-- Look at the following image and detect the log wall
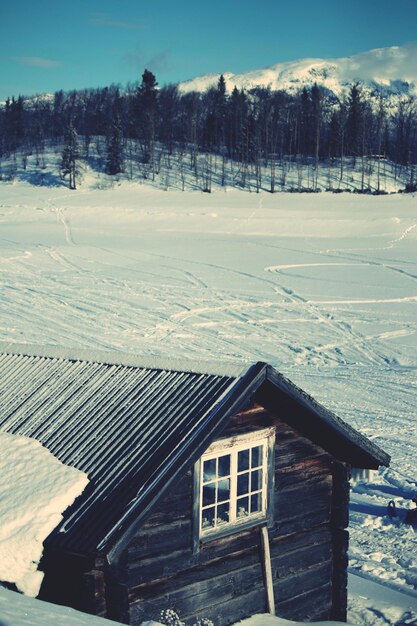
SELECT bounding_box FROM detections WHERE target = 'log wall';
[120,404,348,626]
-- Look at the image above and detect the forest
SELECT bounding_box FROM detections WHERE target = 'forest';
[1,70,416,192]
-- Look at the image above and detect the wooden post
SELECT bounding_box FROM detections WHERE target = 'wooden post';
[82,569,107,616]
[260,525,275,615]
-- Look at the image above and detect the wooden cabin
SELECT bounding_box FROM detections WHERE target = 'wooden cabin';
[0,343,390,625]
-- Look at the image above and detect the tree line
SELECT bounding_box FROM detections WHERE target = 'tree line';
[1,70,416,191]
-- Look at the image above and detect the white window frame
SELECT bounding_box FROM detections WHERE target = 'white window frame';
[193,427,275,550]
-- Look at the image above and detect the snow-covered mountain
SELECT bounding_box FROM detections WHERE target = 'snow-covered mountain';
[178,44,417,97]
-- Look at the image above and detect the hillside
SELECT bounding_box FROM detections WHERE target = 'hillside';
[2,46,417,195]
[0,142,415,195]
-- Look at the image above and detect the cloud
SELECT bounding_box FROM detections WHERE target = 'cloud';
[124,47,171,74]
[89,13,147,30]
[342,41,417,83]
[11,56,60,68]
[146,51,171,73]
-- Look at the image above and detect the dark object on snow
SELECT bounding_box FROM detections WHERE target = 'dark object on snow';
[387,500,397,518]
[405,508,417,524]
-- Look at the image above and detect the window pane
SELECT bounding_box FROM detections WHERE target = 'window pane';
[203,482,216,507]
[251,469,262,491]
[203,458,216,483]
[236,496,249,519]
[238,449,250,472]
[251,445,262,468]
[202,506,215,529]
[237,472,249,496]
[218,454,230,477]
[200,433,270,536]
[251,492,262,513]
[217,478,230,503]
[217,503,229,525]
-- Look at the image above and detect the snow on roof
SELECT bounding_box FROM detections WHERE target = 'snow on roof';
[0,433,88,596]
[0,341,252,379]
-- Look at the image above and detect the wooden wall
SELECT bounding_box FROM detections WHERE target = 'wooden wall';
[121,404,349,626]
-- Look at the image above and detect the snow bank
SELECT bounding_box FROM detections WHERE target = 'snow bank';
[0,432,88,596]
[236,615,357,626]
[349,572,417,625]
[0,585,122,626]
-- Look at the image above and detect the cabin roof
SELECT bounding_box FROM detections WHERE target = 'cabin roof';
[0,342,390,559]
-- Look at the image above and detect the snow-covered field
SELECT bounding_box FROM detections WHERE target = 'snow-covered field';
[0,178,416,625]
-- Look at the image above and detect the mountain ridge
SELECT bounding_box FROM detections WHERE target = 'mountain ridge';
[178,44,417,97]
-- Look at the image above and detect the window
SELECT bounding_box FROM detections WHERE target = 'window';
[194,428,275,545]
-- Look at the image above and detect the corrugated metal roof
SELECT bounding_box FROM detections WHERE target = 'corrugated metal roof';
[0,345,244,555]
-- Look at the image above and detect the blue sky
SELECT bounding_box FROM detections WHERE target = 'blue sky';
[1,0,417,100]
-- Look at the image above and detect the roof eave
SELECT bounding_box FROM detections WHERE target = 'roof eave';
[0,341,250,378]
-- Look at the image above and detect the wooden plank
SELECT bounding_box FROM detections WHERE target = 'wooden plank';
[127,524,263,587]
[182,588,266,626]
[127,548,200,587]
[331,460,350,529]
[139,480,193,528]
[276,455,332,488]
[275,439,327,469]
[204,426,275,454]
[271,538,332,580]
[127,531,261,588]
[276,581,332,621]
[330,460,350,621]
[129,558,264,616]
[274,475,332,524]
[270,526,331,555]
[128,545,260,596]
[260,526,275,614]
[130,586,266,626]
[128,520,192,561]
[232,404,268,423]
[82,569,106,617]
[274,509,330,537]
[104,579,129,623]
[275,560,332,603]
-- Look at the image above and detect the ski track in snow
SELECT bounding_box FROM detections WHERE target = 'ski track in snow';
[0,184,416,618]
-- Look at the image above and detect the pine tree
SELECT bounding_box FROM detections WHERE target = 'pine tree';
[60,122,80,189]
[311,84,322,189]
[214,74,227,149]
[346,84,364,161]
[135,69,158,165]
[106,115,124,175]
